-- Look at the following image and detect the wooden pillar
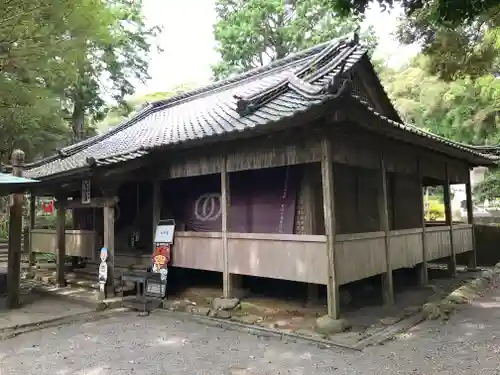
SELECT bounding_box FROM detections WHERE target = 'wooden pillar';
[417,158,428,285]
[320,139,339,319]
[302,166,320,303]
[378,153,394,305]
[103,204,115,297]
[443,164,457,276]
[465,171,477,270]
[221,157,231,298]
[55,197,66,287]
[28,193,36,268]
[152,179,161,253]
[6,150,25,308]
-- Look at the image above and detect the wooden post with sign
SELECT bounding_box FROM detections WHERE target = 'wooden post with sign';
[103,204,115,297]
[55,196,66,286]
[7,150,25,309]
[28,193,36,268]
[148,218,174,303]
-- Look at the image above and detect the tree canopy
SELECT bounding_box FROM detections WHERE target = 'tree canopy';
[0,0,158,164]
[212,0,377,80]
[397,4,500,80]
[315,0,500,80]
[378,56,500,200]
[96,83,199,133]
[326,0,499,27]
[380,57,500,146]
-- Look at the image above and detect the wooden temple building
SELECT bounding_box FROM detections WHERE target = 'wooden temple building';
[22,34,496,318]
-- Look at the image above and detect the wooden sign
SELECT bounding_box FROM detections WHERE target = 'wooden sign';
[82,180,91,204]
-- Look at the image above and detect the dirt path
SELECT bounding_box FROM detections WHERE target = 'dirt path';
[1,279,500,374]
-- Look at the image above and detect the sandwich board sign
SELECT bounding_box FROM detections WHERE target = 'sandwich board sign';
[147,219,175,298]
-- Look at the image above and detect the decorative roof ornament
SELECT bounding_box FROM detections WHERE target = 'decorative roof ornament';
[234,37,360,115]
[351,27,360,46]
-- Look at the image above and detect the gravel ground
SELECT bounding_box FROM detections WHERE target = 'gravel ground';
[1,279,500,375]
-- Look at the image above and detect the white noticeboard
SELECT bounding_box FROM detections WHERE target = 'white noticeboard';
[154,223,175,244]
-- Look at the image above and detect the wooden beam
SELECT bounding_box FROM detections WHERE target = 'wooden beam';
[28,193,36,268]
[378,153,394,305]
[443,164,457,276]
[56,194,66,287]
[320,138,339,319]
[221,156,230,298]
[355,65,388,117]
[97,157,149,178]
[7,150,25,309]
[58,196,119,209]
[465,170,477,270]
[417,157,429,285]
[103,205,115,297]
[152,179,161,254]
[356,60,402,123]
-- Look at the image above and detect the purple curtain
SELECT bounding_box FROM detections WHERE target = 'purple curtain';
[166,166,299,234]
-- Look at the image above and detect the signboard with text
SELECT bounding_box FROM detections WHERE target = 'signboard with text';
[82,180,91,204]
[154,219,175,243]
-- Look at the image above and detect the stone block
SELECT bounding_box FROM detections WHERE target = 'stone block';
[193,307,211,316]
[315,315,351,335]
[210,309,231,319]
[380,316,400,326]
[294,328,325,340]
[212,297,240,311]
[231,314,261,325]
[422,302,440,320]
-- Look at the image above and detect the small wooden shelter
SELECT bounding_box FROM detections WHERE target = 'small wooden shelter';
[23,34,497,317]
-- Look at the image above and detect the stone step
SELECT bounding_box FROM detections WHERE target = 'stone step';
[87,260,149,270]
[82,263,148,274]
[31,271,133,293]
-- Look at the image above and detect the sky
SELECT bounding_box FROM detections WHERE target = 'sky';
[136,0,420,96]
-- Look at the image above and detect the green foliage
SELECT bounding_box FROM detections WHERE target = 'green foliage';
[425,199,445,221]
[474,169,500,202]
[396,5,500,80]
[324,0,500,28]
[380,60,500,145]
[212,0,378,80]
[0,76,71,163]
[320,0,500,80]
[52,0,160,141]
[381,56,500,200]
[0,0,158,163]
[0,214,7,240]
[96,83,199,133]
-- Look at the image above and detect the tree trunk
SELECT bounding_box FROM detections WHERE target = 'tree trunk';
[71,102,85,142]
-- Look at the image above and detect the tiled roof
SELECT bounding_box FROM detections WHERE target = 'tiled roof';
[24,34,497,179]
[350,97,500,162]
